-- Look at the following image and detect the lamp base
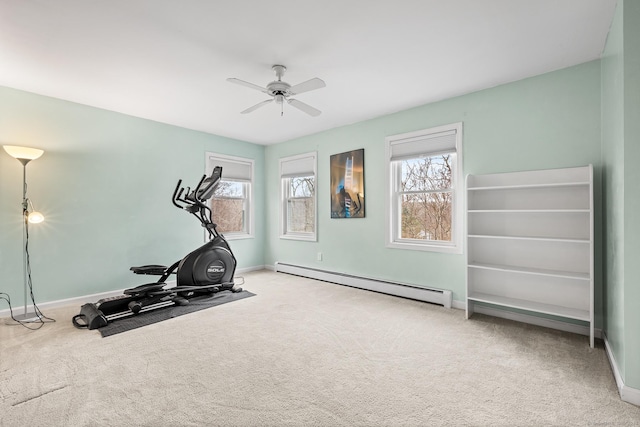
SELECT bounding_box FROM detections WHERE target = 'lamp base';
[13,311,40,322]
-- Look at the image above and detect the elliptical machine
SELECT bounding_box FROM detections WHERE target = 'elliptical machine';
[73,166,242,330]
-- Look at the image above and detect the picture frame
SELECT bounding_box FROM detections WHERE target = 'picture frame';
[330,148,365,218]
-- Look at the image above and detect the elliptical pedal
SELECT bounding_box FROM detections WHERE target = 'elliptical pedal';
[130,264,168,275]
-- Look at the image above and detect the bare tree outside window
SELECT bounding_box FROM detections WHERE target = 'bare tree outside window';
[287,176,315,233]
[399,154,452,241]
[211,180,246,234]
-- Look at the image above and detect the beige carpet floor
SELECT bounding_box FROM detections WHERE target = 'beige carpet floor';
[1,270,639,426]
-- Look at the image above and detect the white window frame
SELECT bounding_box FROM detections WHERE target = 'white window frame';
[206,152,254,240]
[384,122,463,254]
[280,152,317,241]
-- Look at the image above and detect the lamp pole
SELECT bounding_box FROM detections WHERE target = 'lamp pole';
[14,159,39,322]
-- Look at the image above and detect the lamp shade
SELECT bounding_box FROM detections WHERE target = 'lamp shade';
[3,145,44,161]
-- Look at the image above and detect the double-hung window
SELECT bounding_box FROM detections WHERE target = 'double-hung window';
[385,122,463,254]
[206,153,254,239]
[280,152,317,241]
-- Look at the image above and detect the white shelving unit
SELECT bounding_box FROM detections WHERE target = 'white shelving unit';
[466,165,594,347]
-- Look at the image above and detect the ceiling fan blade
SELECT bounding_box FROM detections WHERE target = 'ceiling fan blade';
[288,99,321,117]
[289,77,326,95]
[241,99,273,114]
[227,78,269,94]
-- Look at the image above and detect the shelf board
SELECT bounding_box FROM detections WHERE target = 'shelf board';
[468,234,590,244]
[468,209,590,213]
[468,262,590,280]
[467,292,590,321]
[467,182,590,191]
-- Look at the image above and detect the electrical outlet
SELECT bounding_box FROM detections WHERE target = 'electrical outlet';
[316,252,323,261]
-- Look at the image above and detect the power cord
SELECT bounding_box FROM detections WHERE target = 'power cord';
[1,292,50,330]
[1,220,55,330]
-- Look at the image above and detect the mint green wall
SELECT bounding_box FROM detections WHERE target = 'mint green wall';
[602,0,640,391]
[623,0,640,391]
[0,86,265,306]
[265,61,602,312]
[602,0,626,378]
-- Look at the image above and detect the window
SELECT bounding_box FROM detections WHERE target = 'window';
[206,153,254,239]
[280,152,317,241]
[385,123,463,253]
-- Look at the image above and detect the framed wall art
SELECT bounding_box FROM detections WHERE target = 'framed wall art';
[330,148,365,218]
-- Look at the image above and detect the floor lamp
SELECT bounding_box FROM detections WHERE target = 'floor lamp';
[3,145,45,322]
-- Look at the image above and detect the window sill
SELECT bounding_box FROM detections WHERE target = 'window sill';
[220,233,254,241]
[280,233,317,242]
[386,240,462,254]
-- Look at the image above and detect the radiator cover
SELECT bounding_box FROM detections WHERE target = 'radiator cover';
[274,262,452,308]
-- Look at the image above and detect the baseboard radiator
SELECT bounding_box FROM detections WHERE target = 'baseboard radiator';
[274,262,452,308]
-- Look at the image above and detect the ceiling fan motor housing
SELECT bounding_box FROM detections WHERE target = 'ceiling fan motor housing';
[267,81,292,98]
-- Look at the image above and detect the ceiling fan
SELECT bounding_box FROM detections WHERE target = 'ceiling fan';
[227,65,326,117]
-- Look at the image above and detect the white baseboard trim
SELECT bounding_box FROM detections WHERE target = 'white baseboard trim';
[236,265,267,274]
[274,262,452,308]
[452,299,466,310]
[456,299,602,339]
[0,288,127,319]
[603,332,640,406]
[0,265,265,319]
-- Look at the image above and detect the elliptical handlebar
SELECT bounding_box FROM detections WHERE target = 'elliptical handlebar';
[171,166,224,239]
[186,174,207,203]
[172,179,184,209]
[172,166,223,209]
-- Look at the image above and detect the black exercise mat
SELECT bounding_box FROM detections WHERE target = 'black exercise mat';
[98,290,255,337]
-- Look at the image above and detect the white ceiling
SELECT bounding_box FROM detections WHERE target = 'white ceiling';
[0,0,617,145]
